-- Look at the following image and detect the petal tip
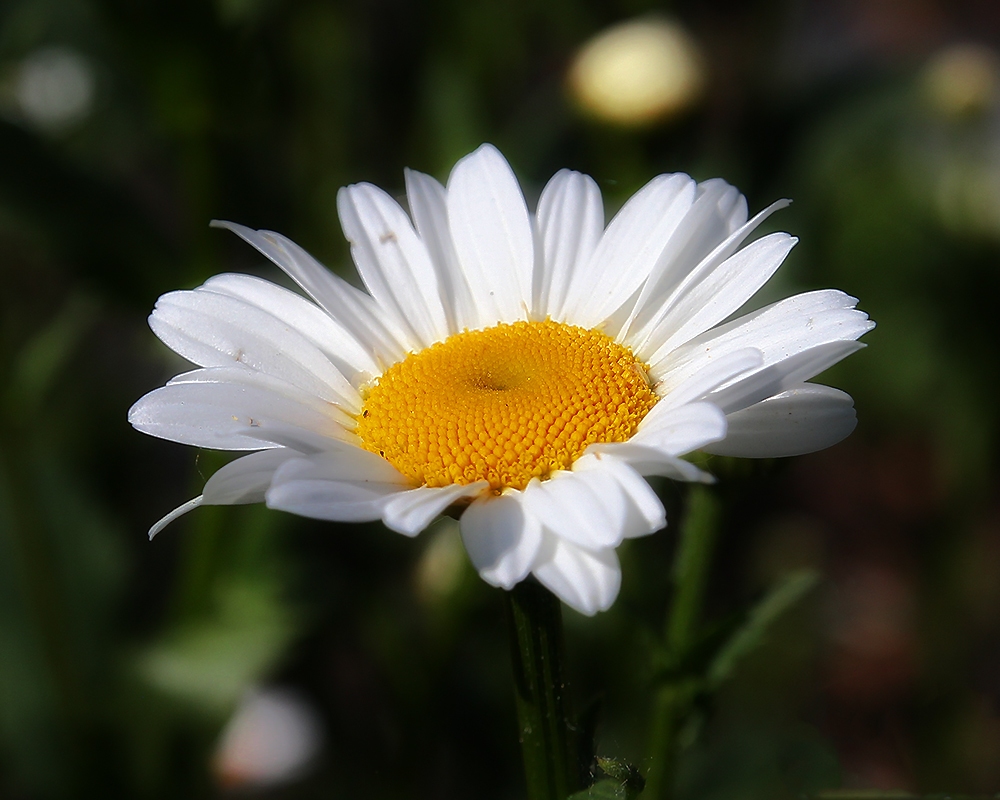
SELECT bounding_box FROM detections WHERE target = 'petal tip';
[149,495,204,540]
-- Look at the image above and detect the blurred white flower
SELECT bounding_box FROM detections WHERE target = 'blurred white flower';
[915,44,1000,241]
[213,688,323,789]
[568,17,705,126]
[923,43,1000,117]
[15,46,95,128]
[131,144,872,615]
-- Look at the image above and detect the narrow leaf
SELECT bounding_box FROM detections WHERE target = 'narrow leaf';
[708,569,819,686]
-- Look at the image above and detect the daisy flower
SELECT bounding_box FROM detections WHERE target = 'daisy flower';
[129,144,872,615]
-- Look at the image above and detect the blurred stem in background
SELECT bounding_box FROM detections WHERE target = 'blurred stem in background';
[644,486,719,800]
[504,580,584,800]
[0,298,101,792]
[643,483,821,799]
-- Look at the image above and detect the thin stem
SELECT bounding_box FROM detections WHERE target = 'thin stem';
[504,580,582,800]
[666,486,720,653]
[644,485,720,800]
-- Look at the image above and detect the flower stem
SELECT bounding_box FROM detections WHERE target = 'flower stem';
[644,485,721,800]
[504,580,582,800]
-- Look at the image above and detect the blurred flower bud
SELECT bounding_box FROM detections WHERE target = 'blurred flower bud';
[568,17,705,127]
[213,687,323,789]
[15,46,95,129]
[923,43,1000,117]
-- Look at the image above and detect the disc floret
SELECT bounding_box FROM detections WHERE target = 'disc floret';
[355,320,659,490]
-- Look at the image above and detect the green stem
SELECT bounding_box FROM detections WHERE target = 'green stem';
[666,487,720,652]
[504,580,582,800]
[644,486,720,800]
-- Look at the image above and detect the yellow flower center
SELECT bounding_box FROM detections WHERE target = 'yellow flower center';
[355,319,658,491]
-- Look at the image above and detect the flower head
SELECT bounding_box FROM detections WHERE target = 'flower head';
[130,144,873,615]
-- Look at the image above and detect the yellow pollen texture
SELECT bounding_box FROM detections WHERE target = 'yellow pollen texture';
[355,319,658,491]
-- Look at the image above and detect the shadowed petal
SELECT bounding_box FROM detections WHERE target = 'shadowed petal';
[265,448,410,522]
[521,455,664,550]
[203,449,300,505]
[532,537,621,616]
[460,492,542,589]
[381,482,488,537]
[704,383,858,458]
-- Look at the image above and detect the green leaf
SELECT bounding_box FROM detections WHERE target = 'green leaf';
[134,573,297,711]
[133,504,300,714]
[649,611,743,682]
[7,295,96,412]
[708,570,820,686]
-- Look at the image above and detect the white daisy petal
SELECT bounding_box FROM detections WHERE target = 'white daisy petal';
[521,455,664,551]
[534,169,604,321]
[150,288,361,412]
[704,383,858,458]
[652,347,763,410]
[626,199,791,356]
[211,221,411,364]
[404,168,480,333]
[632,401,728,455]
[586,442,714,482]
[236,419,345,454]
[460,492,543,589]
[337,182,450,348]
[532,537,621,616]
[707,339,866,414]
[149,495,203,540]
[565,173,696,328]
[521,473,616,551]
[381,482,488,537]
[266,449,410,523]
[698,177,748,232]
[446,144,535,326]
[651,289,873,383]
[641,232,798,358]
[202,449,300,506]
[681,178,748,245]
[128,367,355,450]
[612,178,746,340]
[279,441,406,481]
[575,454,666,539]
[201,273,380,382]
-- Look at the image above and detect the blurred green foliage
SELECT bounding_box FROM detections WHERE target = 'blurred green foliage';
[2,0,1000,798]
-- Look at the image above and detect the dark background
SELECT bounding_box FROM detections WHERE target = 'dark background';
[2,0,1000,797]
